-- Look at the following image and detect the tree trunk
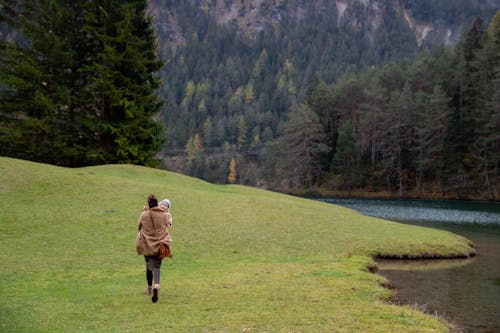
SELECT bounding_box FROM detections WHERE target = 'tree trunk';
[347,162,352,197]
[439,176,445,198]
[387,175,392,195]
[398,145,403,198]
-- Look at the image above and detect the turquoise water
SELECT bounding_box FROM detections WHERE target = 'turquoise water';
[320,198,500,333]
[319,198,500,224]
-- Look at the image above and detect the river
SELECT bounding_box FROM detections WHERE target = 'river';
[319,198,500,333]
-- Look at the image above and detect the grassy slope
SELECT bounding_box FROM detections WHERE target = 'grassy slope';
[0,157,474,332]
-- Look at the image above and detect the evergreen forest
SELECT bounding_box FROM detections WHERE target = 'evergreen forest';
[155,1,500,200]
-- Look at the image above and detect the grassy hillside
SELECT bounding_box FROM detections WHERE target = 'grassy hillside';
[0,157,474,332]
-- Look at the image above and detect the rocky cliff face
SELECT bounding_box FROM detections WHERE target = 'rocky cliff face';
[148,0,494,53]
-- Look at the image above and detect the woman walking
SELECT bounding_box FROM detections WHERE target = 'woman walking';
[136,194,172,303]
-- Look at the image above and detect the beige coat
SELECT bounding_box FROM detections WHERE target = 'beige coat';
[136,206,172,256]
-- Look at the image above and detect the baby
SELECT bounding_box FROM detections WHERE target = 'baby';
[159,198,173,228]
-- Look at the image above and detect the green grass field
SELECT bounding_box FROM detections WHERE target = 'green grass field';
[0,157,475,332]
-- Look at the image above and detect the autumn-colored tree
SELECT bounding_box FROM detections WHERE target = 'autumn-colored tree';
[237,116,247,148]
[228,158,237,184]
[185,133,202,160]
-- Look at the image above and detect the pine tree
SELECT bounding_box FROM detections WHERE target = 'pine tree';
[266,103,330,189]
[304,75,338,171]
[0,0,164,166]
[333,121,359,196]
[485,66,500,199]
[379,85,412,197]
[359,71,386,170]
[443,17,486,194]
[474,12,500,198]
[332,74,364,132]
[426,85,449,194]
[80,0,164,165]
[0,0,77,164]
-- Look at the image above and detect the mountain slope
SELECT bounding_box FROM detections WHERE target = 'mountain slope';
[147,0,499,186]
[151,0,499,52]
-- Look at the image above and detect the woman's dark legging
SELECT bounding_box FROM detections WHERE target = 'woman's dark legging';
[146,268,153,286]
[144,255,161,285]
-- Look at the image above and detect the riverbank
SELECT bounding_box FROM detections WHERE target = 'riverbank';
[0,157,476,332]
[323,198,500,333]
[288,186,500,202]
[379,229,500,333]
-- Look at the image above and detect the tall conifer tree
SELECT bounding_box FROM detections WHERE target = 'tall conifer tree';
[0,0,76,164]
[333,121,359,196]
[443,17,486,193]
[267,103,330,189]
[77,0,164,165]
[0,0,164,166]
[475,12,500,198]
